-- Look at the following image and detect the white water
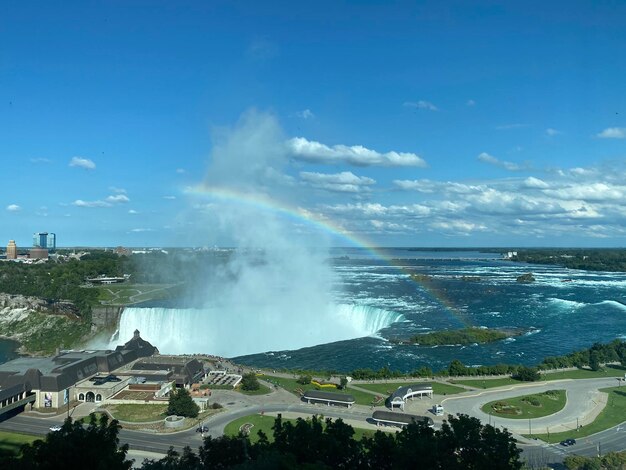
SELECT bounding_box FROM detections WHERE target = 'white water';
[114,304,405,357]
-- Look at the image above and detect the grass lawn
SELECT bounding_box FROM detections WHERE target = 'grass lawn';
[356,381,465,396]
[224,414,381,443]
[542,365,626,381]
[103,403,168,422]
[481,390,566,419]
[0,430,39,457]
[530,386,626,443]
[451,377,521,389]
[263,375,384,406]
[94,284,178,305]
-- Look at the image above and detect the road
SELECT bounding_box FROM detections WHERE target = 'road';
[3,377,626,468]
[442,377,618,433]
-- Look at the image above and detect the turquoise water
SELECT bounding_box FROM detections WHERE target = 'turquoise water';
[234,249,626,372]
[0,338,19,364]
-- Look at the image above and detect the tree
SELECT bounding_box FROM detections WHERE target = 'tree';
[513,366,540,382]
[448,359,467,376]
[339,376,348,389]
[167,387,200,418]
[589,351,601,371]
[7,414,132,470]
[240,372,261,391]
[296,374,312,385]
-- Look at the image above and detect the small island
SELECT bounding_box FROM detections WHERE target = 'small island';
[394,327,523,346]
[516,272,535,283]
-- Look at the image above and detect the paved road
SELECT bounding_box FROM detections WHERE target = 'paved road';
[4,377,626,468]
[442,378,619,433]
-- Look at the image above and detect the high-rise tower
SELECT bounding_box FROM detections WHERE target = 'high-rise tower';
[6,240,17,259]
[33,232,56,252]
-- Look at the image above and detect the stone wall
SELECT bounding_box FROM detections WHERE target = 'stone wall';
[91,306,124,327]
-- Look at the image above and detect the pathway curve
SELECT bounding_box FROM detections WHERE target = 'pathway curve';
[441,377,618,434]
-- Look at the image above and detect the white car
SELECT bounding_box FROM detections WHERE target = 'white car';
[49,425,62,432]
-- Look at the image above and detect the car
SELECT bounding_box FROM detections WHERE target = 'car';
[565,438,576,446]
[49,425,62,432]
[559,440,569,446]
[196,425,209,433]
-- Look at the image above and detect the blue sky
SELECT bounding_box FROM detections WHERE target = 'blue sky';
[2,1,626,247]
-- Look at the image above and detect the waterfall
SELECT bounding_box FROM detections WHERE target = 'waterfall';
[113,304,404,357]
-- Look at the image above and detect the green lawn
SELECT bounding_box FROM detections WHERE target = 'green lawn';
[94,284,179,305]
[531,386,626,443]
[103,404,168,422]
[356,381,465,396]
[542,365,626,381]
[0,430,39,457]
[481,390,566,419]
[224,414,381,443]
[451,378,521,389]
[262,375,384,406]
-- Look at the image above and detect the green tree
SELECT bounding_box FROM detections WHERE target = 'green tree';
[448,359,467,376]
[240,373,260,391]
[296,374,312,385]
[167,387,200,418]
[589,351,601,371]
[339,376,348,389]
[513,366,540,382]
[7,414,131,470]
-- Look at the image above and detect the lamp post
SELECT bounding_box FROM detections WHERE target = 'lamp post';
[529,419,532,438]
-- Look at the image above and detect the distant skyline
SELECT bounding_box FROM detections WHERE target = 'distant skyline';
[2,1,626,247]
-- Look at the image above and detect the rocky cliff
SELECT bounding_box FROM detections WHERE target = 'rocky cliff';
[0,293,89,354]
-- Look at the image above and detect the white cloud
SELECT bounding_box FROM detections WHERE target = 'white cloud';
[176,168,186,174]
[129,228,155,232]
[597,127,626,139]
[30,157,51,164]
[295,109,315,119]
[393,179,482,194]
[477,152,526,171]
[288,137,427,167]
[128,209,138,214]
[466,99,476,107]
[106,194,130,203]
[431,220,486,234]
[543,183,624,201]
[523,177,549,189]
[72,199,111,208]
[69,157,96,170]
[546,128,562,136]
[163,195,177,200]
[403,100,438,111]
[109,186,127,193]
[6,204,21,212]
[300,171,375,193]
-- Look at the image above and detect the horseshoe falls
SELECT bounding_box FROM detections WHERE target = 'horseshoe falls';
[114,304,404,357]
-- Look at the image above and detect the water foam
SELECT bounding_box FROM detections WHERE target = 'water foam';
[113,303,404,357]
[547,298,587,310]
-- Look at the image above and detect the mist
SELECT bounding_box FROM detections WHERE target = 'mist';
[113,110,402,356]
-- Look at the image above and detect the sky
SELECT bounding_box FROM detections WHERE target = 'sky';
[2,0,626,248]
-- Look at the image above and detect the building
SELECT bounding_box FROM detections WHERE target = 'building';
[33,232,56,252]
[389,383,433,410]
[302,390,356,408]
[129,355,205,388]
[0,331,157,416]
[29,248,49,260]
[6,240,17,260]
[372,410,434,428]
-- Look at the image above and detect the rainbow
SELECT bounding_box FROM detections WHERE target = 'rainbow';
[185,185,467,327]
